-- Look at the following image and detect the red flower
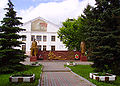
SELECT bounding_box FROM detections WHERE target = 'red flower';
[75,54,79,59]
[76,55,79,58]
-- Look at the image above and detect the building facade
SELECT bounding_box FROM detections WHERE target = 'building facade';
[19,17,67,55]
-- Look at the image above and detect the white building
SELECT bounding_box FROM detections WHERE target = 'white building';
[19,17,67,55]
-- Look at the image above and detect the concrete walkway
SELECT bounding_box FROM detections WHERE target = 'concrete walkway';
[40,62,95,86]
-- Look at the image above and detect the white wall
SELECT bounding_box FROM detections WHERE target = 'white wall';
[19,17,68,55]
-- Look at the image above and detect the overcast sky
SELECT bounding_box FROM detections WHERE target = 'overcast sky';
[0,0,95,25]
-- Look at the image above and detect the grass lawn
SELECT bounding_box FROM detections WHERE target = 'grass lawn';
[67,65,120,86]
[0,65,42,86]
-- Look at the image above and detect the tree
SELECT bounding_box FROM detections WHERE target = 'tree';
[57,17,86,51]
[83,0,120,74]
[0,0,26,73]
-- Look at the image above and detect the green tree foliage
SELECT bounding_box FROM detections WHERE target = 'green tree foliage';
[57,18,86,51]
[83,0,120,74]
[0,0,26,74]
[81,5,100,59]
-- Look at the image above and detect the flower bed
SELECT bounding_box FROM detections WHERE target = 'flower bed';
[75,54,79,60]
[67,62,76,66]
[90,73,116,81]
[31,62,41,66]
[9,74,35,82]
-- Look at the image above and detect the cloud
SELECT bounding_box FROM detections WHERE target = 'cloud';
[32,0,64,2]
[0,0,95,25]
[18,0,95,25]
[0,0,8,22]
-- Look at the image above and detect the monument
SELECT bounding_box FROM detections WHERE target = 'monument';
[80,41,86,56]
[80,41,87,61]
[48,51,65,60]
[30,39,38,62]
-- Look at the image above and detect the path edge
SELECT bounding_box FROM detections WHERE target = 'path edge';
[66,67,96,86]
[38,65,44,86]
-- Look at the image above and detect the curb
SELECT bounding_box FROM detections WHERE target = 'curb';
[38,65,44,86]
[66,67,96,86]
[66,67,71,71]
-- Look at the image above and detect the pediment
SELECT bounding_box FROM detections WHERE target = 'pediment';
[31,19,47,32]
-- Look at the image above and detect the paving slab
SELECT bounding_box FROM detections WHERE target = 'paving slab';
[41,72,92,86]
[40,62,95,86]
[42,62,70,72]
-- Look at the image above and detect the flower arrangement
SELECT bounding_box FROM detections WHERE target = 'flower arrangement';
[90,73,116,81]
[75,54,79,59]
[9,73,35,82]
[67,61,76,66]
[85,51,87,56]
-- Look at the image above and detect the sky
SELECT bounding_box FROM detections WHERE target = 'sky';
[0,0,95,25]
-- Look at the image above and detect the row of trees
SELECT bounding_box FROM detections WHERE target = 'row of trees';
[58,0,120,74]
[0,0,120,75]
[0,0,26,73]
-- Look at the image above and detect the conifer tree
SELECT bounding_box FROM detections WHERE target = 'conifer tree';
[0,0,26,73]
[83,0,120,74]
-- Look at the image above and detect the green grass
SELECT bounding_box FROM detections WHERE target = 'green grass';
[67,65,120,86]
[0,65,42,86]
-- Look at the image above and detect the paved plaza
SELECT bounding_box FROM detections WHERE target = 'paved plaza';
[21,58,95,86]
[39,61,95,86]
[41,72,92,86]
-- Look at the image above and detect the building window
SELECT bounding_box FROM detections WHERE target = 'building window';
[22,44,26,52]
[51,36,55,41]
[38,45,41,51]
[22,35,26,41]
[31,35,35,41]
[36,35,42,41]
[51,46,55,51]
[43,36,47,42]
[43,45,46,51]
